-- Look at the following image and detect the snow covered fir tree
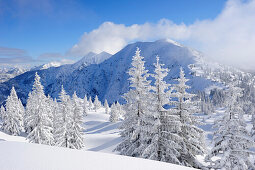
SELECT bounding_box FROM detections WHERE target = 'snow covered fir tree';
[115,48,153,157]
[143,56,183,164]
[1,86,24,135]
[170,67,206,168]
[69,92,85,149]
[25,72,53,145]
[104,99,109,114]
[206,85,255,169]
[93,95,101,112]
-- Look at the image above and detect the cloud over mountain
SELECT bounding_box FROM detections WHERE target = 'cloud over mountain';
[69,0,255,70]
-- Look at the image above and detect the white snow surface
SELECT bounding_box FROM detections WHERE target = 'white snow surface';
[0,108,194,170]
[0,141,193,170]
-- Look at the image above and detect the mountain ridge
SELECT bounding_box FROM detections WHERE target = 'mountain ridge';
[0,40,222,105]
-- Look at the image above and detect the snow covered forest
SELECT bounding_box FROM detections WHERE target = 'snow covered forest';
[1,48,255,169]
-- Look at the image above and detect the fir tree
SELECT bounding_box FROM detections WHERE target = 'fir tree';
[0,105,5,121]
[2,86,24,135]
[24,92,33,133]
[142,56,182,164]
[115,101,125,118]
[46,94,54,127]
[88,96,93,110]
[206,85,255,169]
[115,48,152,157]
[52,98,59,145]
[109,103,119,122]
[93,95,101,112]
[69,92,85,149]
[104,99,109,114]
[83,95,88,116]
[54,85,73,148]
[26,72,53,145]
[171,67,206,168]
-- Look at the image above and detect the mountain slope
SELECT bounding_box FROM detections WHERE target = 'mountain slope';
[0,40,217,105]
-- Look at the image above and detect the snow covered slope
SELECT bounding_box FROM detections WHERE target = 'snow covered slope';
[0,141,194,170]
[0,107,194,170]
[0,108,121,152]
[0,40,218,105]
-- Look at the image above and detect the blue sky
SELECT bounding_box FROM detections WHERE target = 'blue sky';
[0,0,226,64]
[1,0,255,70]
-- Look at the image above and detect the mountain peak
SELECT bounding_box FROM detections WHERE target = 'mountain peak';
[73,51,112,69]
[156,39,183,47]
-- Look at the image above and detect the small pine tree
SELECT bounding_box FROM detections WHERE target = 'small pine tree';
[206,85,255,169]
[83,95,88,116]
[88,96,94,110]
[94,95,101,112]
[115,101,125,118]
[0,105,5,121]
[2,86,24,135]
[104,99,109,114]
[26,72,53,145]
[109,103,119,122]
[69,92,85,149]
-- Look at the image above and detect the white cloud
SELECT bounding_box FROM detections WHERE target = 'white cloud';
[67,20,189,56]
[68,0,255,70]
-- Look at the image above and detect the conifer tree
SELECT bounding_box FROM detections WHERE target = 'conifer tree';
[83,95,88,116]
[69,92,85,149]
[24,92,33,133]
[93,95,101,112]
[0,105,5,120]
[104,99,109,114]
[2,86,24,135]
[88,96,93,110]
[46,94,54,126]
[52,98,59,145]
[142,56,182,164]
[109,103,119,122]
[206,85,255,169]
[115,48,152,157]
[171,68,206,168]
[115,101,125,118]
[54,85,73,148]
[26,72,53,145]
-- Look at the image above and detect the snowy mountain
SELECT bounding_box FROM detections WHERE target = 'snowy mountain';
[31,62,63,71]
[73,51,112,70]
[31,52,112,71]
[0,67,29,83]
[0,40,228,105]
